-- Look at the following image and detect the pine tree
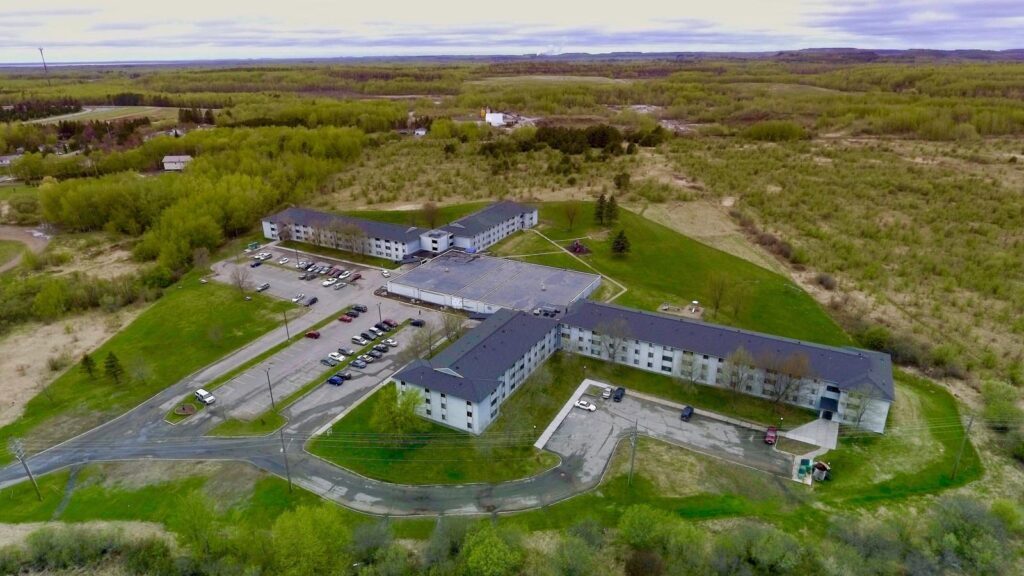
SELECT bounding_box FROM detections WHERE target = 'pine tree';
[104,352,125,385]
[612,230,631,256]
[595,193,607,225]
[606,195,619,224]
[80,353,96,379]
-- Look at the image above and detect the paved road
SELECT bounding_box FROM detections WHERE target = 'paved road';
[0,245,795,515]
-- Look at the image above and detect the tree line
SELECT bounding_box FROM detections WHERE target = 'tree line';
[0,98,80,122]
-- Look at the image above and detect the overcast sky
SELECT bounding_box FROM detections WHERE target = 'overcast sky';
[2,0,1022,63]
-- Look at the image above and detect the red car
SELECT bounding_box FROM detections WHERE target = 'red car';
[350,273,362,281]
[764,426,778,445]
[305,331,321,339]
[338,316,353,323]
[383,319,399,328]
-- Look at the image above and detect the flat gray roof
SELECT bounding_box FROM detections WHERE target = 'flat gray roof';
[389,250,601,312]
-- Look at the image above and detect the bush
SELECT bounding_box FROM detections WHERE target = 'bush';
[122,538,177,576]
[24,526,120,571]
[816,272,838,290]
[742,120,808,141]
[981,380,1023,432]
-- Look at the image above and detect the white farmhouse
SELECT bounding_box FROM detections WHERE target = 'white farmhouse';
[162,155,193,171]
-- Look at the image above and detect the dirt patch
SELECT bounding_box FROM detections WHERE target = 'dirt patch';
[52,247,141,280]
[89,461,258,495]
[0,520,169,548]
[0,225,49,273]
[0,308,143,427]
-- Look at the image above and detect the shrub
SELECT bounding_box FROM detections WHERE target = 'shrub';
[24,526,120,571]
[981,380,1023,432]
[816,272,838,290]
[742,120,808,142]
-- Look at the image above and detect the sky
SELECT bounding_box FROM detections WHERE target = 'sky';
[1,0,1022,63]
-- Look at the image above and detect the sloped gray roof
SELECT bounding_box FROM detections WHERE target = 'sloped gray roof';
[562,301,894,401]
[394,309,558,402]
[441,201,536,237]
[162,155,193,162]
[265,207,425,243]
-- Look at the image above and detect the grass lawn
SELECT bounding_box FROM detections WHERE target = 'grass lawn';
[308,352,590,484]
[278,239,400,270]
[817,370,982,505]
[0,183,37,202]
[0,270,293,464]
[0,239,25,267]
[578,355,818,428]
[515,202,851,347]
[29,106,179,124]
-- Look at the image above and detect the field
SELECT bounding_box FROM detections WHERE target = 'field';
[0,270,292,463]
[27,106,180,125]
[0,239,23,268]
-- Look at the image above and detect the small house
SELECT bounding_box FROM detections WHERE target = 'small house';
[162,155,193,171]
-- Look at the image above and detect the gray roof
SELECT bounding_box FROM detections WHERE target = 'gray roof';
[562,301,894,401]
[441,201,536,237]
[162,155,193,162]
[394,309,558,402]
[265,207,425,243]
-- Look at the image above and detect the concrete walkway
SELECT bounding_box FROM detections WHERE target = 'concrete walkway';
[782,419,839,450]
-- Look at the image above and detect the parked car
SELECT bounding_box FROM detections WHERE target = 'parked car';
[383,319,399,328]
[374,322,391,332]
[305,263,316,271]
[351,359,368,369]
[680,405,694,422]
[304,296,318,307]
[194,389,216,405]
[338,315,353,323]
[328,352,345,362]
[337,371,352,381]
[296,260,308,268]
[305,331,320,339]
[327,374,345,386]
[320,357,339,367]
[410,319,425,327]
[351,336,368,346]
[322,278,338,287]
[337,347,354,356]
[278,257,289,264]
[368,327,383,337]
[351,273,362,281]
[339,270,351,279]
[368,350,383,359]
[574,400,597,412]
[360,332,375,341]
[256,282,270,292]
[612,387,626,402]
[331,269,343,278]
[764,426,778,445]
[353,304,368,313]
[373,344,389,353]
[291,293,305,303]
[333,282,347,290]
[384,338,398,347]
[601,387,612,400]
[249,260,262,268]
[381,270,391,278]
[358,354,375,363]
[345,310,360,318]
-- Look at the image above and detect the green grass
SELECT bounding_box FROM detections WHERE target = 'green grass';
[208,320,410,436]
[0,183,37,202]
[28,105,179,124]
[529,202,851,346]
[0,239,25,268]
[278,239,400,269]
[309,352,589,484]
[0,270,293,464]
[818,370,982,505]
[344,202,490,228]
[581,356,819,428]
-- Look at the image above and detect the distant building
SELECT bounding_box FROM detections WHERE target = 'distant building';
[261,201,538,262]
[162,155,193,171]
[0,154,22,168]
[413,128,427,137]
[484,111,507,127]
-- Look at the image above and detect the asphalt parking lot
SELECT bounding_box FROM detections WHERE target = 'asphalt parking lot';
[191,250,443,426]
[545,390,793,481]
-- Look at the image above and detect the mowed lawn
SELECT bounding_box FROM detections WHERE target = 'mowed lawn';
[0,272,293,462]
[309,353,588,484]
[504,201,851,347]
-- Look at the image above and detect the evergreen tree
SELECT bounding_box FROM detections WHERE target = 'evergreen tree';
[606,195,619,224]
[612,230,631,256]
[80,353,96,379]
[203,109,215,125]
[104,352,125,385]
[595,193,607,225]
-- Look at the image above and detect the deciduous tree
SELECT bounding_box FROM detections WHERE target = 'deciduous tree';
[563,202,581,231]
[421,201,440,229]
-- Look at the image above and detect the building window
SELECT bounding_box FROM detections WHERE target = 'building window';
[426,409,432,416]
[661,366,672,373]
[467,422,472,429]
[424,397,431,404]
[441,393,446,398]
[442,414,446,421]
[425,388,430,394]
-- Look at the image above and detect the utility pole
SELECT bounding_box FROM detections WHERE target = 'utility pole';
[282,309,290,340]
[9,439,42,501]
[377,302,383,324]
[278,429,293,492]
[264,368,276,411]
[951,415,974,481]
[38,48,50,86]
[627,419,638,487]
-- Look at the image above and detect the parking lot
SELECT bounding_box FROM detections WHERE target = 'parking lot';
[545,389,794,482]
[190,248,443,426]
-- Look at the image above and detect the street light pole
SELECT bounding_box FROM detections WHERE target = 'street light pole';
[265,368,276,411]
[377,302,383,324]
